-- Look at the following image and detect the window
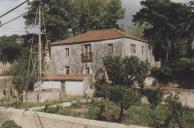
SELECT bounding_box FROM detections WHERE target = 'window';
[86,67,90,74]
[66,66,70,75]
[148,45,152,56]
[65,48,69,56]
[84,44,91,53]
[142,46,144,54]
[108,44,113,53]
[130,44,136,53]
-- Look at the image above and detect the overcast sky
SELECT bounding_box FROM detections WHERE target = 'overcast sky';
[0,0,191,36]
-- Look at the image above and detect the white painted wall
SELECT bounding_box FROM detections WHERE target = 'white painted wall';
[38,80,85,96]
[65,81,84,96]
[41,81,62,89]
[34,81,61,91]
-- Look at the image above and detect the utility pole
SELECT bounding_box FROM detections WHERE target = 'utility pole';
[38,0,42,100]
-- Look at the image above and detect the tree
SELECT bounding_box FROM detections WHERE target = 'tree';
[108,86,139,121]
[9,48,37,107]
[103,55,150,91]
[25,0,124,41]
[151,65,173,85]
[150,94,187,128]
[183,1,194,57]
[0,35,22,64]
[143,87,164,109]
[174,58,194,88]
[94,69,110,98]
[151,57,194,88]
[133,0,193,63]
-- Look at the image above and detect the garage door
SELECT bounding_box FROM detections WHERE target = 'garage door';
[65,81,84,96]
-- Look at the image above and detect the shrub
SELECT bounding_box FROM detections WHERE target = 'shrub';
[108,86,140,121]
[88,101,118,121]
[72,102,81,108]
[151,65,173,85]
[1,120,21,128]
[149,94,187,128]
[43,104,60,114]
[143,87,164,109]
[174,58,194,88]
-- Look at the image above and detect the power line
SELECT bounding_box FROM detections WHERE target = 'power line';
[0,11,29,27]
[0,0,29,19]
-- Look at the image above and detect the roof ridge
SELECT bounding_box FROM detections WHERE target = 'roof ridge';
[86,28,116,33]
[50,28,148,45]
[113,28,130,37]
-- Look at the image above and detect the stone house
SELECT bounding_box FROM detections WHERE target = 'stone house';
[49,28,156,76]
[38,28,158,97]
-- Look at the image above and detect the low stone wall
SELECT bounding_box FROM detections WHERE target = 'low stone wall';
[0,107,148,128]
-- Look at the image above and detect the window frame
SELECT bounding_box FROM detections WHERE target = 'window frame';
[65,48,70,56]
[130,44,136,54]
[65,66,70,75]
[83,44,92,53]
[107,43,113,54]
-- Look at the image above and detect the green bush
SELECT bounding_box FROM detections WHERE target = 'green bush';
[143,88,164,109]
[72,102,81,108]
[88,101,118,121]
[108,86,140,121]
[43,104,60,114]
[151,65,173,85]
[174,58,194,88]
[1,120,21,128]
[149,94,187,128]
[151,58,194,88]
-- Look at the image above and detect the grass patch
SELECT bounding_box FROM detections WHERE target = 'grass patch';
[41,100,194,128]
[1,98,194,128]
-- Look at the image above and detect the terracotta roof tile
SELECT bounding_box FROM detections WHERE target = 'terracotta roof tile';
[41,75,86,81]
[50,28,147,46]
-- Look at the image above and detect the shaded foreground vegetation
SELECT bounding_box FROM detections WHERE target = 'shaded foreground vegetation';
[0,120,21,128]
[0,96,194,128]
[41,99,194,128]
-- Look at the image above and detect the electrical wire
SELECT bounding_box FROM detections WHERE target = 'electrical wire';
[0,11,29,27]
[0,0,29,19]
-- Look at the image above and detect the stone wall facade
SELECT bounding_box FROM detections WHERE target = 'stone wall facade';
[50,38,155,76]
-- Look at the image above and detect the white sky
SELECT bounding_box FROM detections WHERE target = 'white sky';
[0,0,191,36]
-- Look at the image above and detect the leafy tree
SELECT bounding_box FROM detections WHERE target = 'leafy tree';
[151,58,194,88]
[25,0,124,41]
[103,55,150,91]
[133,0,193,63]
[94,69,110,98]
[0,35,22,64]
[151,65,173,85]
[143,87,164,109]
[174,58,194,88]
[108,86,140,121]
[88,100,118,121]
[9,48,37,107]
[184,1,194,57]
[150,94,187,128]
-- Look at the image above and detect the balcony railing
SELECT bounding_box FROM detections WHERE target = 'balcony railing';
[81,52,93,62]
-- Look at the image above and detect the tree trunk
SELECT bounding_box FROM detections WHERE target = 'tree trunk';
[16,91,23,108]
[162,34,169,63]
[119,106,124,122]
[171,40,175,61]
